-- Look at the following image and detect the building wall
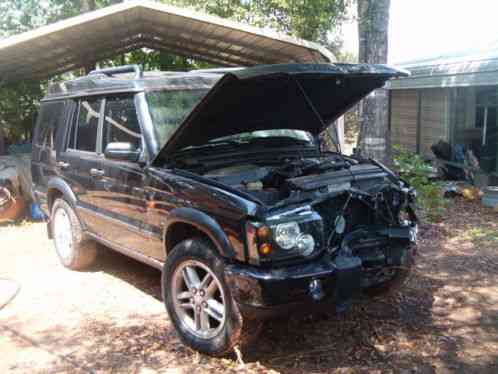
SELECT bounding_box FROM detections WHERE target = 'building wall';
[390,89,418,153]
[390,88,450,157]
[419,88,450,156]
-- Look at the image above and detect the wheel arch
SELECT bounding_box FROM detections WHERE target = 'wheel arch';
[47,177,77,210]
[163,208,237,260]
[46,178,82,238]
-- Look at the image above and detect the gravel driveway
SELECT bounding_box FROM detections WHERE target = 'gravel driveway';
[1,199,497,373]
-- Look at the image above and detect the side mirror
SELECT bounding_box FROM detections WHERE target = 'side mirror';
[104,142,140,162]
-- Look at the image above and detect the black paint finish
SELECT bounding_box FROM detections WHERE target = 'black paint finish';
[32,64,416,320]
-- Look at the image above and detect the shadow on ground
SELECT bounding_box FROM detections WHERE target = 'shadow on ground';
[5,199,497,373]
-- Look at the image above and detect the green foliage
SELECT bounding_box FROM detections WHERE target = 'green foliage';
[167,0,350,43]
[393,145,447,222]
[0,81,44,142]
[466,227,498,244]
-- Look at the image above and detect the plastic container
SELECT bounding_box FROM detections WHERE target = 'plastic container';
[482,187,498,209]
[30,202,45,221]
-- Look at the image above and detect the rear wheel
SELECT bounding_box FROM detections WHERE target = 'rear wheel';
[163,238,260,356]
[51,198,97,270]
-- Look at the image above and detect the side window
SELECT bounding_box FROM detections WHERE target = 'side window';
[68,98,102,152]
[102,96,141,151]
[35,101,65,149]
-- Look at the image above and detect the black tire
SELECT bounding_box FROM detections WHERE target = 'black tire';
[51,198,97,270]
[162,237,260,356]
[363,265,413,297]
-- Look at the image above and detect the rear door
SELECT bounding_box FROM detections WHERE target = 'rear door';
[31,100,67,215]
[57,97,105,235]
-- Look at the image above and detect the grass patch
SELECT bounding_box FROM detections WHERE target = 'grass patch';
[465,227,498,244]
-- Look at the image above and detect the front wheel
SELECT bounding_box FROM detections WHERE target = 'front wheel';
[162,238,260,356]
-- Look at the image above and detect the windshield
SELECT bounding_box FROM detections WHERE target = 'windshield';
[146,89,208,147]
[210,130,315,144]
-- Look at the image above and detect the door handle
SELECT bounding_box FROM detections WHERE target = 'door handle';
[57,161,70,169]
[90,168,105,178]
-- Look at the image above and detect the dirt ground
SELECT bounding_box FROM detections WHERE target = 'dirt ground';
[1,198,497,374]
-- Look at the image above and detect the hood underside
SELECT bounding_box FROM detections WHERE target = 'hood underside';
[153,63,408,165]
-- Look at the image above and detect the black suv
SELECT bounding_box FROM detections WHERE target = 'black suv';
[32,64,417,356]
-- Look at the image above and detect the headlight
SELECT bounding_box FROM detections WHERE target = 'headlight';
[274,222,317,256]
[296,234,315,256]
[275,222,301,249]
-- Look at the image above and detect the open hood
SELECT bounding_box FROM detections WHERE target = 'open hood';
[153,63,408,165]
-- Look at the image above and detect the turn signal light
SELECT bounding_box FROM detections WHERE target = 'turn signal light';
[258,243,272,256]
[256,225,271,241]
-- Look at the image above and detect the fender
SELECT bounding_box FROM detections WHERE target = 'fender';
[163,207,238,260]
[47,177,78,208]
[46,177,82,238]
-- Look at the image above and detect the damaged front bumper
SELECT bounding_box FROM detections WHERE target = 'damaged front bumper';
[225,225,417,318]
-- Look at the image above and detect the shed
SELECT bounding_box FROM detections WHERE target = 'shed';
[0,0,333,83]
[388,45,498,177]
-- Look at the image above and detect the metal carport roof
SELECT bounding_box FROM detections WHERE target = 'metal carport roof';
[388,43,498,90]
[0,0,334,83]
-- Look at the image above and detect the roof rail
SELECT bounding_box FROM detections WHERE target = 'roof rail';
[189,67,245,74]
[89,64,143,79]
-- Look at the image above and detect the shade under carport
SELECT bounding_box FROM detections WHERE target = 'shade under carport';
[0,0,334,83]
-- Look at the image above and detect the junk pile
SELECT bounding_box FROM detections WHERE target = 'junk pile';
[0,155,32,222]
[431,140,479,181]
[443,182,483,200]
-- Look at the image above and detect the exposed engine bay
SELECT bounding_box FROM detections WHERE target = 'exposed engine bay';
[203,155,356,204]
[202,154,416,224]
[199,153,417,280]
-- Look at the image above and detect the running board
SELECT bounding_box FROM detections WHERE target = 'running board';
[87,232,163,271]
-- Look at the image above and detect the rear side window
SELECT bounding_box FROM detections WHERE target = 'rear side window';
[68,98,102,152]
[102,96,141,151]
[35,101,65,149]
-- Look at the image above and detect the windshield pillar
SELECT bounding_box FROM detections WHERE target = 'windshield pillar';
[135,92,159,160]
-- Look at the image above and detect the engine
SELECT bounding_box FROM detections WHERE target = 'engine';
[203,155,416,249]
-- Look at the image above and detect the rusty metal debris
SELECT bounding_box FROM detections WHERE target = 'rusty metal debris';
[0,155,31,222]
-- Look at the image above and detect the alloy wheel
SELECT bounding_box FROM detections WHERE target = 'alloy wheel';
[171,260,226,339]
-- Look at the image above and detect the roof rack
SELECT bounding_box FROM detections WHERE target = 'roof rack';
[189,67,245,74]
[89,64,143,79]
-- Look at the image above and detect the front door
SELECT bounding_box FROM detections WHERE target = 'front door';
[95,95,163,259]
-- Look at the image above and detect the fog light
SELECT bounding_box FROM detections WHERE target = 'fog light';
[296,233,315,256]
[309,279,325,301]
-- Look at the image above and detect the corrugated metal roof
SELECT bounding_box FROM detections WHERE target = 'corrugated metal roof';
[389,43,498,89]
[0,1,334,83]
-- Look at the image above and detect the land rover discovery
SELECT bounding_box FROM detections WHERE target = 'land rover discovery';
[32,63,417,356]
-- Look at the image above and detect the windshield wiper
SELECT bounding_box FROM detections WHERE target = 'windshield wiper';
[178,139,244,152]
[242,136,311,145]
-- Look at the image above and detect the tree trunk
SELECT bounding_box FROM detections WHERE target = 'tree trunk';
[357,0,391,162]
[80,0,96,13]
[0,127,6,156]
[80,0,97,74]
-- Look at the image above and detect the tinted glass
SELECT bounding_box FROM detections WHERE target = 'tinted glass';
[146,90,207,147]
[102,96,141,150]
[35,101,65,148]
[72,98,102,152]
